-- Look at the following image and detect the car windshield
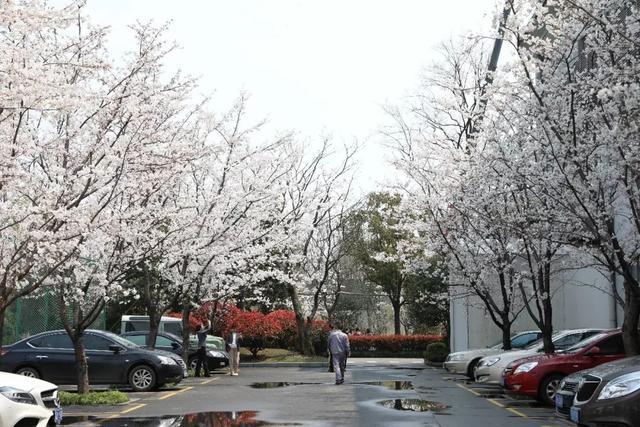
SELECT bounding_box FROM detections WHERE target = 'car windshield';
[564,332,609,354]
[524,331,565,350]
[101,331,140,348]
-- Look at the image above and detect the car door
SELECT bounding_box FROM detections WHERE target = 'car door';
[155,335,181,356]
[588,334,626,366]
[27,333,75,384]
[84,333,125,384]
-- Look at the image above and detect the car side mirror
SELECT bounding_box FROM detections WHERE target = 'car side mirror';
[586,346,601,356]
[109,345,123,353]
[171,342,180,350]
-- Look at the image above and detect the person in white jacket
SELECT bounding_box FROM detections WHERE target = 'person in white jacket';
[327,323,350,385]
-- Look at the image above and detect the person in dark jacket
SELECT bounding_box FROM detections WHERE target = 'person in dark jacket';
[195,320,211,377]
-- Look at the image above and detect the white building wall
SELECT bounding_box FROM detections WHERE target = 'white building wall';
[449,264,622,351]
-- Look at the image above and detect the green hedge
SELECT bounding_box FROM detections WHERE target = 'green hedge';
[424,341,448,364]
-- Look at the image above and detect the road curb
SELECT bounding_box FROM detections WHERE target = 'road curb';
[240,362,327,368]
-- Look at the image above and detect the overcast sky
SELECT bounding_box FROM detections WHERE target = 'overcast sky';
[85,0,497,194]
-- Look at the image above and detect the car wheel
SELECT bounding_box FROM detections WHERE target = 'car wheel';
[467,359,480,379]
[129,365,157,392]
[16,366,40,379]
[539,373,564,406]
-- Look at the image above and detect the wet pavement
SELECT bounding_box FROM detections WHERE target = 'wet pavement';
[60,359,574,427]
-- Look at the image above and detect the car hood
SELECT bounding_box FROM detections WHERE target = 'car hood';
[450,348,503,360]
[484,348,537,364]
[0,371,57,392]
[580,355,640,380]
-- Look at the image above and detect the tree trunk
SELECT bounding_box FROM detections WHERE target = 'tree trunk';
[181,295,192,362]
[392,301,401,335]
[71,335,90,394]
[147,310,161,351]
[0,307,5,350]
[501,318,512,350]
[288,285,314,355]
[622,282,640,356]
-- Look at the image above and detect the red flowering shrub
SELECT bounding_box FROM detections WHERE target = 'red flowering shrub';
[167,302,242,334]
[349,335,444,354]
[224,311,283,358]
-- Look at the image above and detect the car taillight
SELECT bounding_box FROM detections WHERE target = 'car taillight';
[0,348,8,357]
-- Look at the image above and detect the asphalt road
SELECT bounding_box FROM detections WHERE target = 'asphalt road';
[61,359,574,427]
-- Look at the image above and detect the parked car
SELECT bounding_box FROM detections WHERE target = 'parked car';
[0,371,62,427]
[475,329,603,384]
[121,314,226,358]
[444,330,542,378]
[501,330,625,405]
[121,315,183,336]
[0,329,187,392]
[554,355,640,423]
[122,331,229,370]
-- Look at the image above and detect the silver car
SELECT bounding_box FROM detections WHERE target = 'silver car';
[444,330,542,378]
[474,328,604,384]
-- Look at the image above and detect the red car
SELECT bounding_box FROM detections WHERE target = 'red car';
[501,330,625,405]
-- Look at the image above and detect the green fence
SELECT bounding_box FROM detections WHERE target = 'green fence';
[2,293,105,345]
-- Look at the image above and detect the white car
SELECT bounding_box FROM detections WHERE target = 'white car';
[474,328,604,384]
[0,371,62,427]
[444,330,542,378]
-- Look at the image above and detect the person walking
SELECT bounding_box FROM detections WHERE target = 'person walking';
[195,320,211,377]
[226,330,242,376]
[327,323,350,385]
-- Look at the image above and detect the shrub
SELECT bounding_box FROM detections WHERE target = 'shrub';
[223,311,282,358]
[59,390,128,406]
[349,334,443,354]
[424,341,448,364]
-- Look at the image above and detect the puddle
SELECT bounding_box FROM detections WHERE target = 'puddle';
[249,382,320,389]
[60,411,299,426]
[377,399,450,412]
[355,381,413,390]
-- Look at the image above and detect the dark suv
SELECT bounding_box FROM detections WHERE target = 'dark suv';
[0,330,186,391]
[122,331,229,371]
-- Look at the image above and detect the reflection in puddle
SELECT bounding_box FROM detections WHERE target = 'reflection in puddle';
[60,411,298,426]
[377,399,449,412]
[356,381,413,390]
[249,382,319,389]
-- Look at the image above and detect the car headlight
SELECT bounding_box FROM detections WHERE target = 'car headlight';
[158,355,177,365]
[598,372,640,400]
[0,386,37,405]
[448,354,464,362]
[208,351,225,358]
[483,357,500,367]
[514,362,538,374]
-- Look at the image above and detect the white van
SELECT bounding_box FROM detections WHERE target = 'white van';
[120,315,183,336]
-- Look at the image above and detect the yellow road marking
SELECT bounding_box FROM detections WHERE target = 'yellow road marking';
[487,398,505,408]
[505,407,528,418]
[120,403,146,414]
[456,383,481,396]
[201,377,218,385]
[158,386,193,400]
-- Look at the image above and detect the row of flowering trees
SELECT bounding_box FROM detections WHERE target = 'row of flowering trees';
[388,0,640,354]
[0,0,355,391]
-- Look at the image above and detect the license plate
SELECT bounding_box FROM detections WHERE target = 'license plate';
[221,362,226,366]
[570,406,580,423]
[54,407,63,424]
[555,394,564,407]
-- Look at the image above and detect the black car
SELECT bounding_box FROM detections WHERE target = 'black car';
[0,330,187,391]
[555,356,640,426]
[121,331,229,371]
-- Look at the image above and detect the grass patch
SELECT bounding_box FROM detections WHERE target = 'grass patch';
[59,390,128,406]
[239,347,326,363]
